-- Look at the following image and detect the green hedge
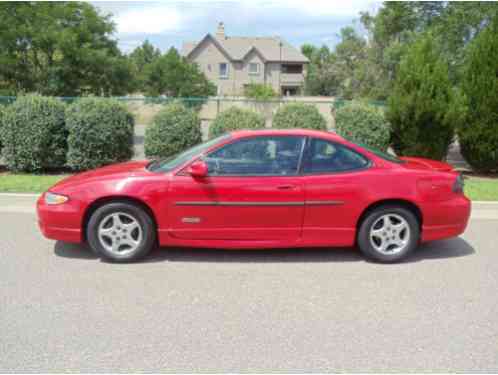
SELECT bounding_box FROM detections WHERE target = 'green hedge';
[145,101,202,159]
[66,98,134,171]
[243,84,279,100]
[335,101,390,151]
[1,95,67,172]
[209,106,265,138]
[272,103,327,130]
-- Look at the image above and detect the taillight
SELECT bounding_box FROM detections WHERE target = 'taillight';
[452,174,464,194]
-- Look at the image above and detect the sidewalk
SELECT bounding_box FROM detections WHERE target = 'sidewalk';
[1,193,497,219]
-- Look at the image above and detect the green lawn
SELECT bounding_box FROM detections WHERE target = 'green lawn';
[0,173,68,193]
[464,176,498,201]
[0,172,497,201]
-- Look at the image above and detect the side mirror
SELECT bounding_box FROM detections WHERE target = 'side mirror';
[187,160,208,178]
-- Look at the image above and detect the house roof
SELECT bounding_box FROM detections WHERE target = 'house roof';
[182,34,309,63]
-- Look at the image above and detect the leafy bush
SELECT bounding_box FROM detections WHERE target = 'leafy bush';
[66,98,134,171]
[386,34,461,160]
[335,101,391,151]
[145,101,201,159]
[1,95,67,172]
[209,107,265,138]
[458,17,498,172]
[272,103,327,130]
[244,83,279,100]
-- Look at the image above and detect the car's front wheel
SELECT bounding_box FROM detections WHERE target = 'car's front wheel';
[357,205,420,263]
[87,202,156,262]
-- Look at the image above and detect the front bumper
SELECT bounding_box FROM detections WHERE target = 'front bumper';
[37,193,83,243]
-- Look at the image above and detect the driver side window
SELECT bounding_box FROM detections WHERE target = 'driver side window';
[204,136,304,176]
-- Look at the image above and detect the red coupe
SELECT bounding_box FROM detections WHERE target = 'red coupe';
[37,129,471,263]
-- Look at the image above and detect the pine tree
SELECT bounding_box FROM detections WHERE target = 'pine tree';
[386,33,461,160]
[458,16,498,172]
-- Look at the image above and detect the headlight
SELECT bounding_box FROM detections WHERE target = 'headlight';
[44,192,69,205]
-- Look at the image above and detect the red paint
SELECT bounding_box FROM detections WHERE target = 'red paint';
[37,129,471,250]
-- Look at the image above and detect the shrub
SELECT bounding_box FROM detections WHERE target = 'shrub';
[458,17,498,172]
[0,105,5,153]
[386,34,461,160]
[1,95,67,172]
[335,101,391,151]
[145,101,201,159]
[209,107,265,138]
[244,83,279,100]
[66,98,134,171]
[272,103,327,130]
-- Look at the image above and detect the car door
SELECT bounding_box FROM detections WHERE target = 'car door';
[302,137,372,246]
[169,135,306,241]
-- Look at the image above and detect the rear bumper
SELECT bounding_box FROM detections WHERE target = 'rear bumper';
[421,195,471,242]
[37,194,83,243]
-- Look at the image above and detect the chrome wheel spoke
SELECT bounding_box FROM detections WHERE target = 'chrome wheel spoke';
[123,221,139,232]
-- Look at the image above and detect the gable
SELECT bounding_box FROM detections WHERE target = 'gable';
[186,34,233,62]
[185,34,309,63]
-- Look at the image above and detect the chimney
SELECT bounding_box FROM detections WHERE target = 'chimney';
[216,22,225,39]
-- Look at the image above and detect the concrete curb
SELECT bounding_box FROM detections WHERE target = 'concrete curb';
[0,193,41,198]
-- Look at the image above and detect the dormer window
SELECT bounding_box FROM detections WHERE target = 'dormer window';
[249,63,260,75]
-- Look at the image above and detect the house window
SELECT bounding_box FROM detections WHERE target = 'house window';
[281,64,303,74]
[219,63,229,78]
[249,63,260,75]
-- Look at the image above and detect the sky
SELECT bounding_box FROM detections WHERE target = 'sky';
[92,0,381,54]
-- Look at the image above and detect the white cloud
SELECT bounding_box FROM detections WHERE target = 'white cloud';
[110,0,379,35]
[266,0,380,17]
[115,4,184,34]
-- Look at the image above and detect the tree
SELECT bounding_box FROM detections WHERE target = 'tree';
[0,2,134,96]
[302,45,340,97]
[458,15,498,172]
[128,40,161,92]
[386,34,462,160]
[143,47,215,98]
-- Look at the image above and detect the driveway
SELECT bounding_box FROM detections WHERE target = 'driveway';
[1,198,497,372]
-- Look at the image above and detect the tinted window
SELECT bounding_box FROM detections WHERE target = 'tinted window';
[303,138,369,174]
[205,136,304,176]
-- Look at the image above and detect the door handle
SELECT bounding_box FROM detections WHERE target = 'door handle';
[277,185,296,190]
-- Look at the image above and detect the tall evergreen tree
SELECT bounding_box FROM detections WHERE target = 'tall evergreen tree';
[458,15,498,172]
[386,34,462,160]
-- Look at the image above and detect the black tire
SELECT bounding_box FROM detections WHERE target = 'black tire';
[87,202,156,263]
[357,205,420,263]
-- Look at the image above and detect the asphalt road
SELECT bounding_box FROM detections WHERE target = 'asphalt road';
[1,200,498,372]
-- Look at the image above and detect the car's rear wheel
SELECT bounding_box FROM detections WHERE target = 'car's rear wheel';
[357,205,420,263]
[87,202,156,262]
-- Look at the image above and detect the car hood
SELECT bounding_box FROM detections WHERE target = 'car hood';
[399,156,454,172]
[50,160,151,191]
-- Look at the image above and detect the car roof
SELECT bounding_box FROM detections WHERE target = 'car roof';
[229,128,345,142]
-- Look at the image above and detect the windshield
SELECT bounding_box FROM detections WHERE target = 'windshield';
[350,140,404,164]
[147,134,231,172]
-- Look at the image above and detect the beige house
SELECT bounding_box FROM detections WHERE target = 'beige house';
[181,23,309,96]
